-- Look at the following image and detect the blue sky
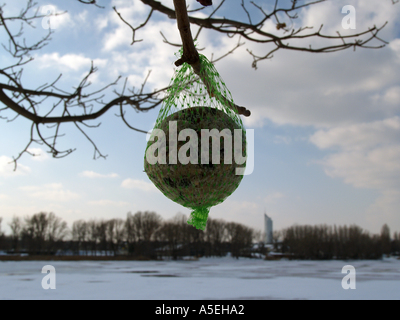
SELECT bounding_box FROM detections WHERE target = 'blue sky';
[0,0,399,236]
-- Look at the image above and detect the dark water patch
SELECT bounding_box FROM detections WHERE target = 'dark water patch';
[239,276,274,279]
[124,270,159,274]
[7,273,29,276]
[141,274,179,277]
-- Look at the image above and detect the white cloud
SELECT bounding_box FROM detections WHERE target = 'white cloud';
[382,86,400,105]
[214,1,400,129]
[96,0,180,92]
[20,183,80,202]
[223,41,400,128]
[390,38,400,62]
[309,113,400,231]
[102,0,154,52]
[95,15,108,31]
[80,171,119,178]
[34,53,107,72]
[242,108,267,128]
[112,0,150,15]
[27,148,49,161]
[76,11,89,25]
[310,117,400,151]
[300,0,399,38]
[263,192,285,204]
[318,146,400,190]
[39,4,74,30]
[103,25,132,52]
[365,190,400,228]
[310,117,400,190]
[121,178,157,191]
[0,156,31,177]
[209,199,261,228]
[87,199,130,206]
[0,194,9,200]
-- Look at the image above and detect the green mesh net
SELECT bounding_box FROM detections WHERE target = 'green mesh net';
[144,50,247,230]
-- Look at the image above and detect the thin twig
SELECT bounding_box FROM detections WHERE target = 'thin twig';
[172,0,251,117]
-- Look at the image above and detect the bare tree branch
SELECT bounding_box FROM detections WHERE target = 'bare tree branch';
[141,0,390,69]
[172,0,251,116]
[77,0,105,9]
[113,6,154,45]
[172,0,200,68]
[0,0,395,168]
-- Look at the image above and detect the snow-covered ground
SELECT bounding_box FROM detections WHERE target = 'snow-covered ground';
[1,256,399,300]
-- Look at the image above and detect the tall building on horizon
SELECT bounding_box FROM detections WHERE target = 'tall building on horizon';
[264,213,273,245]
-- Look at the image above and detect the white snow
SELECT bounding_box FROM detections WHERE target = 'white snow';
[1,256,399,300]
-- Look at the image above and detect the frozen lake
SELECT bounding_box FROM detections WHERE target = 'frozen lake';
[1,256,399,300]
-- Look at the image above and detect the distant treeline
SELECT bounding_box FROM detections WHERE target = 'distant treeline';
[279,224,400,260]
[0,213,399,260]
[0,212,256,259]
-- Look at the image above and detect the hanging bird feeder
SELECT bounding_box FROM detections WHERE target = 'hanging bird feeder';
[143,0,250,230]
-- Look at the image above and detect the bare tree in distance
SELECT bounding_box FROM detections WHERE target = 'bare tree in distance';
[0,0,397,169]
[125,212,136,253]
[16,211,68,254]
[0,217,3,249]
[112,218,126,254]
[72,219,88,255]
[380,223,391,255]
[225,221,254,258]
[8,215,22,252]
[46,212,68,253]
[155,214,186,259]
[87,219,99,254]
[2,213,400,258]
[141,211,163,241]
[205,218,226,256]
[23,212,48,253]
[125,211,162,256]
[96,219,109,254]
